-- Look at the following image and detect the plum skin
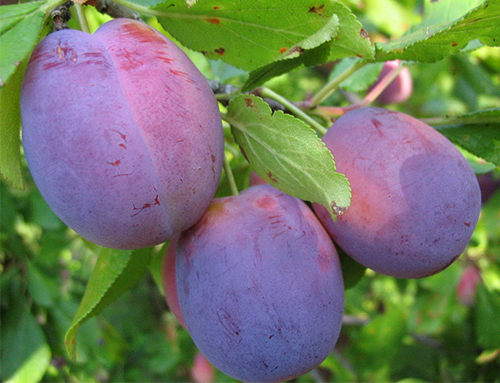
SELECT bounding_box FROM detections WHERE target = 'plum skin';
[162,235,186,328]
[21,19,224,249]
[314,107,481,279]
[175,185,344,383]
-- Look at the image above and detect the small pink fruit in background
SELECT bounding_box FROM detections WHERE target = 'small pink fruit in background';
[191,353,215,383]
[457,264,482,306]
[369,60,413,104]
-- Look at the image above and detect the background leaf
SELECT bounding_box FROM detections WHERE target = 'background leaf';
[0,3,47,87]
[242,1,373,90]
[226,94,351,217]
[154,0,351,72]
[416,0,485,29]
[433,108,500,166]
[476,284,500,349]
[0,301,51,383]
[375,0,500,62]
[0,60,26,189]
[65,245,154,360]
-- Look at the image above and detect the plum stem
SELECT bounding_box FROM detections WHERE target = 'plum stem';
[363,61,404,105]
[314,62,406,119]
[223,148,239,196]
[74,3,90,34]
[260,87,328,135]
[307,59,368,109]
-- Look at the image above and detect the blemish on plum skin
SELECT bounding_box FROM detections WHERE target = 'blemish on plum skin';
[131,194,160,217]
[255,195,277,210]
[107,158,122,166]
[113,172,133,178]
[171,69,196,86]
[371,118,383,129]
[118,21,166,45]
[111,129,127,142]
[464,222,471,227]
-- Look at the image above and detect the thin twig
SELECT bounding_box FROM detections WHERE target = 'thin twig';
[260,87,328,135]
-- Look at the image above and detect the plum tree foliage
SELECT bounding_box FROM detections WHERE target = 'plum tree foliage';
[1,0,499,382]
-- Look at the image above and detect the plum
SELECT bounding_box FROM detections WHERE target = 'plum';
[369,60,413,104]
[162,235,186,327]
[21,18,224,249]
[314,107,481,278]
[191,353,215,383]
[175,185,344,382]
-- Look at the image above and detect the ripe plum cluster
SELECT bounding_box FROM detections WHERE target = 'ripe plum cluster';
[21,18,481,383]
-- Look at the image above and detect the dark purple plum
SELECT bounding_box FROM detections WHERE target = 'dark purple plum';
[314,107,481,279]
[175,185,344,382]
[369,60,413,104]
[21,18,223,249]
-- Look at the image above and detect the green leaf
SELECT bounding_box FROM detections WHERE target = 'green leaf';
[1,302,51,383]
[337,244,366,289]
[65,245,154,360]
[242,41,332,91]
[226,94,351,218]
[0,59,25,189]
[432,108,500,167]
[476,284,500,349]
[0,3,47,87]
[325,1,374,61]
[417,0,485,29]
[154,0,346,72]
[242,1,374,90]
[375,0,500,63]
[364,0,421,38]
[351,305,408,370]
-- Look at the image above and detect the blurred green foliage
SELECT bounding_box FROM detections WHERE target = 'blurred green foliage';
[1,0,500,382]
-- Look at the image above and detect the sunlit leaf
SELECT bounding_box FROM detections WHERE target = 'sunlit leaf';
[154,0,345,71]
[375,0,500,62]
[226,94,351,218]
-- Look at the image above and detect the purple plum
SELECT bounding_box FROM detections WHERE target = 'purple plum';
[21,19,224,249]
[369,60,413,104]
[314,107,481,279]
[175,185,344,382]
